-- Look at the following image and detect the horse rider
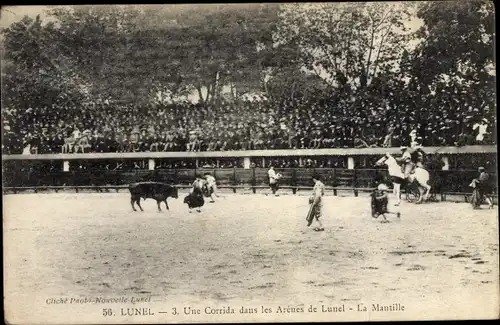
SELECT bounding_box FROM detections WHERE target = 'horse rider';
[396,146,415,179]
[474,167,494,209]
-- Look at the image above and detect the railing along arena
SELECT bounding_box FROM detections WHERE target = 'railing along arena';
[2,145,497,201]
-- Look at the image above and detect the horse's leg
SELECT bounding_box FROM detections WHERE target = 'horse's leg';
[394,183,401,206]
[424,183,432,201]
[164,199,169,210]
[423,172,432,201]
[416,186,424,204]
[157,200,162,212]
[486,196,494,209]
[416,170,431,201]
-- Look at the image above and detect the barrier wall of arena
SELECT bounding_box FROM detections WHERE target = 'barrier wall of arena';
[2,146,497,195]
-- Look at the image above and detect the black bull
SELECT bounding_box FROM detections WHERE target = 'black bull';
[129,182,178,212]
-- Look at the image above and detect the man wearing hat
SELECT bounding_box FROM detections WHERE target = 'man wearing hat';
[307,174,325,231]
[412,145,426,168]
[472,118,489,143]
[473,167,494,209]
[409,129,418,148]
[396,146,415,179]
[267,166,282,196]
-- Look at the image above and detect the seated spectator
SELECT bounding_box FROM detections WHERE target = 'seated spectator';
[74,130,92,153]
[62,133,76,153]
[150,134,161,152]
[94,132,107,153]
[2,92,495,154]
[117,133,129,153]
[51,133,65,153]
[129,128,140,152]
[186,130,199,152]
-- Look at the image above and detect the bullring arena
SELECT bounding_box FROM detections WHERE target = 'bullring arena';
[2,3,498,322]
[4,187,499,323]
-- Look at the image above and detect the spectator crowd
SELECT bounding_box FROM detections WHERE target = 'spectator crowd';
[2,93,495,155]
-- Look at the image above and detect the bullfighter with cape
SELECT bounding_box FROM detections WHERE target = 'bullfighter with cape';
[306,175,325,231]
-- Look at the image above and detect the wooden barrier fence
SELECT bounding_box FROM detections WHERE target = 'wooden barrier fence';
[2,167,497,202]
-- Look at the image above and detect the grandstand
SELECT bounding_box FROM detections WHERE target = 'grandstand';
[2,99,496,156]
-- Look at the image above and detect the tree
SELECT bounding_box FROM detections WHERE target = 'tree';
[141,4,279,105]
[2,14,89,109]
[47,5,144,102]
[411,0,495,118]
[276,2,414,93]
[41,4,280,104]
[413,0,495,83]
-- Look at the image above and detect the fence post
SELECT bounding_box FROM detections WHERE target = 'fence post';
[292,169,297,195]
[252,167,256,194]
[333,168,337,196]
[233,167,237,193]
[347,157,355,170]
[353,169,358,197]
[148,159,155,171]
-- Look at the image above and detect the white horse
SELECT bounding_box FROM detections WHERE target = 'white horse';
[375,154,431,204]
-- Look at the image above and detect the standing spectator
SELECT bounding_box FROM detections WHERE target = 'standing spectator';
[473,118,489,144]
[409,129,418,148]
[22,133,32,155]
[383,126,394,148]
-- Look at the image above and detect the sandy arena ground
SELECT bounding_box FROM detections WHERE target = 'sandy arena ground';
[3,191,499,323]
